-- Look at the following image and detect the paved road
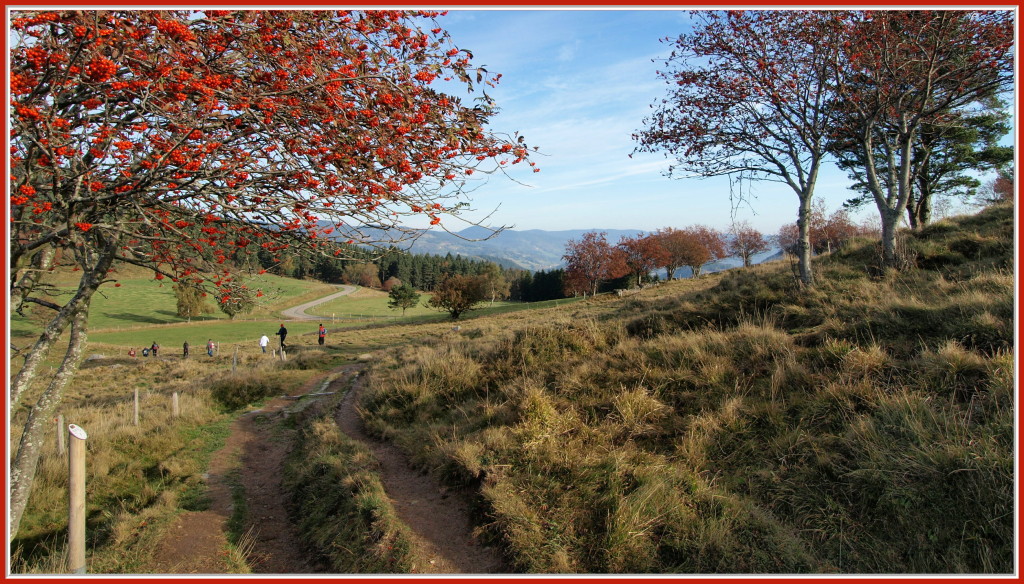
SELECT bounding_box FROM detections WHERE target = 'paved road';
[279,285,358,320]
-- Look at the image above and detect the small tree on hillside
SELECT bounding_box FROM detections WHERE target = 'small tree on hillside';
[428,274,487,319]
[652,227,685,280]
[344,263,382,288]
[563,232,628,296]
[728,221,769,268]
[618,233,669,288]
[779,201,862,256]
[673,226,726,278]
[173,282,212,322]
[388,284,421,316]
[980,165,1014,204]
[480,263,511,306]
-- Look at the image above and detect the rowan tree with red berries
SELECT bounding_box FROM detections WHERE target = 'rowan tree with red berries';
[634,10,848,287]
[828,10,1014,268]
[8,9,536,535]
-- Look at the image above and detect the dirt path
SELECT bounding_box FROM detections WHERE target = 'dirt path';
[150,280,503,574]
[331,366,506,574]
[150,363,503,574]
[150,373,332,574]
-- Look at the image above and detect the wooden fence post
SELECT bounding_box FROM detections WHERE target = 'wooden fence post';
[232,346,238,373]
[133,388,140,426]
[68,424,88,574]
[56,414,66,456]
[172,392,180,417]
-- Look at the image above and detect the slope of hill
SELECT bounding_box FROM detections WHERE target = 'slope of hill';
[350,203,1015,574]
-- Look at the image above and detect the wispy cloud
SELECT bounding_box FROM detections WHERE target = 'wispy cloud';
[437,10,861,233]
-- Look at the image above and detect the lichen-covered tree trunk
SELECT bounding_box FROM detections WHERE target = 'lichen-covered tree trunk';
[9,308,91,538]
[10,284,94,409]
[795,192,816,288]
[9,238,116,538]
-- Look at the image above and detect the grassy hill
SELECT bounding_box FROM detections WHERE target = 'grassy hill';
[9,202,1015,574]
[347,202,1015,573]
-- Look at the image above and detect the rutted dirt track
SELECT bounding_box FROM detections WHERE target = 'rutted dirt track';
[151,363,504,574]
[333,366,505,574]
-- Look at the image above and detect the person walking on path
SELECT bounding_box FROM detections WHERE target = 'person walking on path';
[183,341,190,358]
[259,334,270,353]
[317,323,326,346]
[207,339,216,357]
[276,323,288,349]
[151,342,160,357]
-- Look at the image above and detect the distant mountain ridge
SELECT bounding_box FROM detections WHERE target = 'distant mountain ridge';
[330,224,781,273]
[406,227,644,271]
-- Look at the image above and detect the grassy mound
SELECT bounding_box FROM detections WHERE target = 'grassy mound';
[283,404,417,573]
[358,203,1015,574]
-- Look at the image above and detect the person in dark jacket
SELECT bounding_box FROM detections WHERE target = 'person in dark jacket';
[276,324,288,348]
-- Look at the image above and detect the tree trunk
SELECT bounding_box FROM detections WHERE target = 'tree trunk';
[879,207,902,269]
[10,243,114,409]
[10,245,55,314]
[9,236,117,537]
[915,184,932,227]
[906,191,920,230]
[878,131,917,268]
[9,308,91,538]
[796,195,815,287]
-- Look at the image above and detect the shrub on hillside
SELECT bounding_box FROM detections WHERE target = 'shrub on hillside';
[276,348,334,371]
[209,372,283,410]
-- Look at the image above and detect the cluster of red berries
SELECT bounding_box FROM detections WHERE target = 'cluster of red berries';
[23,47,49,70]
[84,57,117,82]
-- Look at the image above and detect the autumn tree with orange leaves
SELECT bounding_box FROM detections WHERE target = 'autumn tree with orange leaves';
[617,233,669,288]
[727,221,769,268]
[562,232,628,297]
[8,9,536,536]
[654,226,726,279]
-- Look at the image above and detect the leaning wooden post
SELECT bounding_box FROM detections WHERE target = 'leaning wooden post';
[68,424,88,574]
[56,414,66,456]
[133,388,140,426]
[172,392,180,418]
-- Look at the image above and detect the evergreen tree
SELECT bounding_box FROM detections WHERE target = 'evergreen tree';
[173,283,212,322]
[387,284,421,316]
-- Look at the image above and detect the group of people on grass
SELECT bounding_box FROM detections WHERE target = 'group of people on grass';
[128,323,327,358]
[127,342,159,358]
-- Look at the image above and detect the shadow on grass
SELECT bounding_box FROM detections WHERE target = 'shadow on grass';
[99,311,179,325]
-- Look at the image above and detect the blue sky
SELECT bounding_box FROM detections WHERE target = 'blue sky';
[432,8,995,236]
